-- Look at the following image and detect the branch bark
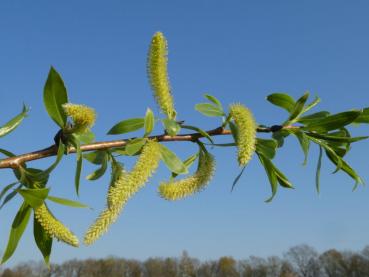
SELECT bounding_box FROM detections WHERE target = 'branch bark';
[0,125,296,169]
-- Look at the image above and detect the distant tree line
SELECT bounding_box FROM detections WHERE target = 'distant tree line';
[1,245,369,277]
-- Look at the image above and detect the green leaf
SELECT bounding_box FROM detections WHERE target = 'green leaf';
[162,118,181,136]
[266,93,295,113]
[0,184,22,209]
[255,138,278,160]
[301,96,320,114]
[74,140,82,195]
[1,202,31,264]
[74,130,95,144]
[297,111,330,124]
[171,153,199,179]
[83,150,107,165]
[304,111,362,132]
[195,103,224,117]
[205,142,236,147]
[272,130,290,148]
[107,118,144,135]
[354,107,369,124]
[293,131,310,165]
[325,150,363,187]
[307,136,343,172]
[274,166,294,189]
[43,67,69,128]
[306,132,368,143]
[86,153,108,181]
[124,138,147,156]
[316,146,323,194]
[0,105,29,138]
[0,148,15,157]
[47,195,89,208]
[18,188,49,208]
[33,143,65,180]
[204,94,223,111]
[33,217,52,267]
[0,182,18,203]
[144,108,155,137]
[181,125,214,144]
[159,144,188,175]
[285,92,309,124]
[229,121,239,144]
[257,154,278,203]
[231,166,246,191]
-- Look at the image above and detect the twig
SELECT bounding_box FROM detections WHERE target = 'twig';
[0,125,293,169]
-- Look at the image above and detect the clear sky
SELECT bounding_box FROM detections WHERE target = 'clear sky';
[0,0,369,267]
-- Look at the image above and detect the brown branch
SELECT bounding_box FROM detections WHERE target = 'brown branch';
[0,125,295,169]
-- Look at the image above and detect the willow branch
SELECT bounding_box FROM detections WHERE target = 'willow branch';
[0,125,298,169]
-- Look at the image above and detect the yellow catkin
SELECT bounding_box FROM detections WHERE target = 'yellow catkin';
[34,203,79,247]
[83,140,161,245]
[229,103,257,166]
[147,32,176,119]
[158,151,215,201]
[62,103,96,134]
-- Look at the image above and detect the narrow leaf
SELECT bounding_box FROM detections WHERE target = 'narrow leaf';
[74,130,95,144]
[159,144,188,175]
[266,93,295,113]
[162,118,181,136]
[204,94,223,111]
[0,184,22,209]
[1,202,31,264]
[304,111,362,132]
[144,108,155,137]
[107,118,144,135]
[83,151,107,165]
[293,131,310,165]
[86,154,108,181]
[195,103,224,117]
[0,105,29,138]
[34,217,52,266]
[316,146,323,194]
[354,107,369,124]
[301,96,320,114]
[306,132,368,143]
[255,138,278,160]
[231,166,246,191]
[286,92,309,123]
[124,138,147,156]
[257,154,278,203]
[43,67,68,128]
[297,111,330,124]
[0,148,15,157]
[47,195,89,208]
[18,188,49,208]
[0,182,18,203]
[325,150,363,187]
[181,125,214,144]
[172,153,199,178]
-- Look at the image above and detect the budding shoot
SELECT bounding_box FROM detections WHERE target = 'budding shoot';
[229,103,257,166]
[158,150,215,201]
[147,32,176,119]
[62,103,96,134]
[84,140,161,245]
[34,203,79,247]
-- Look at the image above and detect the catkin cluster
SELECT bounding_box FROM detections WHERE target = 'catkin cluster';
[84,140,161,245]
[158,151,215,201]
[147,32,176,119]
[34,203,79,247]
[62,103,96,134]
[229,103,257,166]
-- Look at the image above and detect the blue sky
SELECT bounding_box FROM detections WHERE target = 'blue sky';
[0,0,369,266]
